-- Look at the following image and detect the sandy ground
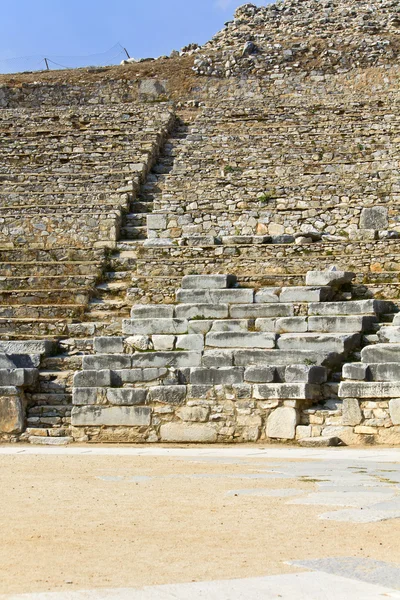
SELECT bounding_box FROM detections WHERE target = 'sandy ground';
[0,445,399,595]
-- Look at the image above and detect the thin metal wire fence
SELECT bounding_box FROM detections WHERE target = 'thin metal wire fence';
[0,43,130,75]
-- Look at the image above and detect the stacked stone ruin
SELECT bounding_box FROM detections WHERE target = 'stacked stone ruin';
[1,0,400,445]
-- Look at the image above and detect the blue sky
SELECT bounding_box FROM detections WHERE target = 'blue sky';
[0,0,267,74]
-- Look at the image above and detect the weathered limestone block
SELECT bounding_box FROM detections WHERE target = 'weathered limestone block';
[190,367,244,385]
[147,385,186,404]
[277,333,359,354]
[0,368,37,387]
[0,340,56,356]
[389,399,400,425]
[308,316,376,333]
[377,427,400,445]
[279,286,332,303]
[275,317,308,333]
[342,363,369,381]
[369,363,400,382]
[72,388,98,406]
[254,288,280,303]
[181,275,236,289]
[71,406,151,427]
[360,206,388,230]
[295,425,312,440]
[305,269,355,288]
[188,320,214,334]
[175,304,229,319]
[211,319,252,332]
[131,305,175,319]
[176,289,253,304]
[147,214,167,230]
[176,334,204,351]
[206,331,275,349]
[202,349,234,367]
[106,388,148,405]
[321,426,360,446]
[94,337,124,354]
[176,406,209,422]
[73,370,112,388]
[234,349,325,366]
[83,354,132,370]
[339,381,400,399]
[112,368,168,384]
[361,344,400,364]
[253,383,320,400]
[309,300,389,316]
[267,407,298,440]
[244,366,276,383]
[125,335,153,351]
[122,318,188,335]
[377,327,400,343]
[159,423,217,442]
[285,365,327,384]
[0,388,25,433]
[0,353,41,368]
[342,398,362,426]
[152,335,175,351]
[230,304,294,318]
[131,352,201,369]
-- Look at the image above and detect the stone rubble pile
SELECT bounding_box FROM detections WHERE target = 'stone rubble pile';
[193,0,400,78]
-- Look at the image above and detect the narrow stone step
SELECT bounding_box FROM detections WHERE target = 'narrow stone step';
[28,436,72,445]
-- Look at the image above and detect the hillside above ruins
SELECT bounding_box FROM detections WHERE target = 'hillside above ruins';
[194,0,400,77]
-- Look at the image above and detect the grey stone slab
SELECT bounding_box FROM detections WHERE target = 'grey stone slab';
[205,332,275,349]
[298,437,340,447]
[360,206,388,229]
[342,398,362,426]
[83,354,132,370]
[234,350,326,366]
[176,289,254,304]
[152,335,175,351]
[288,489,395,507]
[181,275,236,289]
[147,385,186,405]
[305,269,355,287]
[342,363,369,381]
[378,326,400,343]
[175,334,204,352]
[254,288,281,303]
[122,318,188,335]
[202,349,234,367]
[244,366,276,383]
[0,340,55,356]
[73,370,112,388]
[112,368,168,385]
[160,423,217,442]
[254,383,320,400]
[280,286,333,303]
[275,317,308,333]
[175,304,229,319]
[267,407,298,440]
[254,318,277,332]
[190,367,244,385]
[362,344,400,363]
[188,320,214,334]
[291,557,400,590]
[308,316,377,333]
[4,353,41,368]
[339,381,400,399]
[72,387,98,406]
[0,354,19,369]
[389,399,400,425]
[130,305,175,319]
[106,388,148,406]
[0,368,29,387]
[369,363,400,381]
[131,351,201,369]
[231,304,294,318]
[211,320,253,332]
[309,299,390,316]
[71,406,151,427]
[277,333,360,354]
[93,337,124,354]
[285,365,327,384]
[147,213,167,230]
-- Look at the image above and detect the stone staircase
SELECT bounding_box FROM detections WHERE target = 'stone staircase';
[67,270,397,445]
